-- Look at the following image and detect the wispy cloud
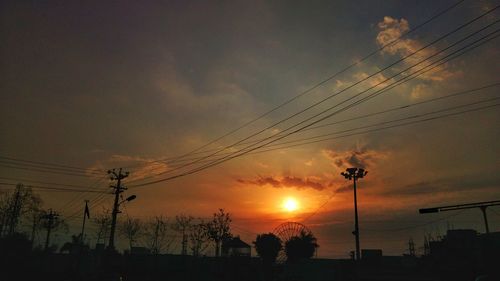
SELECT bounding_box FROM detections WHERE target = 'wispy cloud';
[90,154,171,181]
[237,175,327,191]
[322,145,388,170]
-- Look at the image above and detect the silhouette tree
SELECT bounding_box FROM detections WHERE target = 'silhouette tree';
[0,184,42,237]
[119,217,143,250]
[254,233,282,265]
[172,214,193,255]
[285,230,318,263]
[190,219,209,257]
[143,216,171,254]
[206,209,232,257]
[93,208,112,246]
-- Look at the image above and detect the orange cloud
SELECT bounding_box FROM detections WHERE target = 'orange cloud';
[237,175,328,191]
[376,16,458,82]
[89,154,171,182]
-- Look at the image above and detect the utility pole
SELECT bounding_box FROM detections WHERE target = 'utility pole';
[80,200,90,243]
[341,167,368,261]
[107,168,129,250]
[43,209,59,251]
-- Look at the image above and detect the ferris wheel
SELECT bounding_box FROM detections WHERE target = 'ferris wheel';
[273,222,313,263]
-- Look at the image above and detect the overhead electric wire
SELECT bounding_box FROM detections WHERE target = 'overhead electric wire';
[128,100,500,189]
[159,82,500,164]
[122,0,466,168]
[0,155,105,174]
[203,21,500,165]
[0,0,467,183]
[128,8,499,184]
[137,99,499,181]
[251,101,500,152]
[57,174,109,215]
[128,14,500,187]
[0,182,108,193]
[128,92,500,192]
[0,176,104,190]
[0,162,103,178]
[64,191,110,221]
[0,1,482,190]
[130,42,500,188]
[130,55,500,188]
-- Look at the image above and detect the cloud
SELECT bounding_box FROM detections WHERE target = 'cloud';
[237,175,327,191]
[410,83,432,100]
[322,145,388,170]
[353,71,392,88]
[89,154,171,182]
[376,16,458,82]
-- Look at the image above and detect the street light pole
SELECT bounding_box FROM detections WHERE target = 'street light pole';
[352,174,360,262]
[341,168,368,261]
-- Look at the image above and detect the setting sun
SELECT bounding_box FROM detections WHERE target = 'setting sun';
[283,197,299,212]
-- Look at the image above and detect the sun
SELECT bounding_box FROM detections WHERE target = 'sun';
[283,197,299,212]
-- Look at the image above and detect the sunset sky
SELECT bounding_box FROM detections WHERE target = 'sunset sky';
[1,0,499,257]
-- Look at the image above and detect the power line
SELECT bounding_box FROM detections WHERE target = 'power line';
[130,100,500,188]
[162,82,500,160]
[0,155,104,173]
[121,0,466,169]
[128,15,500,187]
[130,28,500,172]
[0,176,104,190]
[57,175,109,216]
[257,98,500,149]
[209,22,500,165]
[0,162,102,178]
[184,26,500,170]
[249,103,500,155]
[0,182,108,193]
[128,9,499,185]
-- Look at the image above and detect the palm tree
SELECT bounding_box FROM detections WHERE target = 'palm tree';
[285,230,318,263]
[253,233,282,265]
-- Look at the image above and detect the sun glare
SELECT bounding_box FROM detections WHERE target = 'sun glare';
[283,197,299,212]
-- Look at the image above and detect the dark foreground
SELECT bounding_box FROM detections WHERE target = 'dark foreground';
[1,230,500,281]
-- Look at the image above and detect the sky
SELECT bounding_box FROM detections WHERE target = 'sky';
[1,0,499,257]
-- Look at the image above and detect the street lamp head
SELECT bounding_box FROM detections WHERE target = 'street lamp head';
[346,167,358,174]
[341,172,352,180]
[342,168,368,180]
[357,169,368,178]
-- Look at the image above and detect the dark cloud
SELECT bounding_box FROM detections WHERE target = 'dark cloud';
[323,145,387,170]
[237,175,326,191]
